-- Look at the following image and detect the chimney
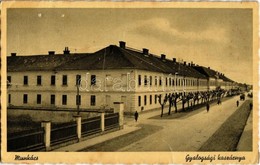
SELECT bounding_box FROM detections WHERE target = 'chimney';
[184,61,186,65]
[173,58,176,62]
[63,47,70,55]
[48,51,55,55]
[143,48,149,55]
[161,54,166,60]
[119,41,126,49]
[11,53,16,57]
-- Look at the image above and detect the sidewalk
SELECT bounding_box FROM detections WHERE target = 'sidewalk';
[53,125,140,151]
[236,109,253,151]
[53,96,240,152]
[53,107,163,151]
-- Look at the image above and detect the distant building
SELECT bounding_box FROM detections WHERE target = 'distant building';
[7,41,235,113]
[192,66,234,91]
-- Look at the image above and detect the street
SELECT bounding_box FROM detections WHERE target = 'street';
[119,95,249,151]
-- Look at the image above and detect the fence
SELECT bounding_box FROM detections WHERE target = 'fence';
[7,127,44,151]
[82,116,102,137]
[105,113,119,131]
[7,102,124,151]
[51,121,78,145]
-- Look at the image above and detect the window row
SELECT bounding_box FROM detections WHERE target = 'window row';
[8,94,96,106]
[138,94,158,107]
[138,75,208,87]
[7,75,97,86]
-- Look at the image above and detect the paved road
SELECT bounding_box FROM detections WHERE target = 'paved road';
[119,95,244,151]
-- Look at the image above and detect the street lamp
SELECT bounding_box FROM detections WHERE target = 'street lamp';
[76,75,81,115]
[182,77,185,93]
[174,72,178,92]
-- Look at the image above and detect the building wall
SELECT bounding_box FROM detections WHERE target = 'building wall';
[208,78,217,91]
[7,68,219,113]
[7,69,135,109]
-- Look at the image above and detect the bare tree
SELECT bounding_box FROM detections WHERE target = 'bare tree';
[167,93,180,115]
[158,94,168,117]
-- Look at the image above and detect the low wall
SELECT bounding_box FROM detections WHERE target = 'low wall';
[8,109,100,123]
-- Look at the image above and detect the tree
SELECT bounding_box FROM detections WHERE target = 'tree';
[173,93,180,113]
[167,93,174,115]
[158,94,168,117]
[167,93,180,115]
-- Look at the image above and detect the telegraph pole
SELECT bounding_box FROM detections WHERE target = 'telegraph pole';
[76,76,80,115]
[76,79,80,115]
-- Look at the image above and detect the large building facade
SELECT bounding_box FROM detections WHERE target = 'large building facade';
[7,41,236,113]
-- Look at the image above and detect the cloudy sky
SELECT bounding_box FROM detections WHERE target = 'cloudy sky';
[7,8,253,84]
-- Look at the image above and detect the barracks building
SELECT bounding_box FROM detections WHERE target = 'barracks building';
[7,41,235,113]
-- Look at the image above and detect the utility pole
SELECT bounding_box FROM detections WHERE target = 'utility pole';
[77,84,80,115]
[76,76,80,115]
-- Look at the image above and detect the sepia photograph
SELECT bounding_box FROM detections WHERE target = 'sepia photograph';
[1,1,258,164]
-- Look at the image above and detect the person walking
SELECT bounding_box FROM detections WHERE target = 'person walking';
[217,99,220,105]
[249,102,253,110]
[206,103,210,112]
[134,111,139,122]
[236,100,239,107]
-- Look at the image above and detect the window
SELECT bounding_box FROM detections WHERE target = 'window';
[166,78,168,86]
[24,76,28,85]
[144,95,147,105]
[172,79,175,86]
[144,75,148,86]
[150,95,152,104]
[91,75,96,85]
[150,76,152,86]
[76,75,81,85]
[62,95,67,105]
[76,95,81,105]
[8,94,11,104]
[106,74,112,86]
[169,78,171,86]
[155,95,157,104]
[51,95,55,105]
[37,76,42,85]
[23,94,28,104]
[155,76,157,86]
[37,94,41,104]
[62,75,67,86]
[7,76,11,83]
[91,95,96,106]
[159,77,162,86]
[138,75,141,86]
[51,75,56,85]
[138,96,141,106]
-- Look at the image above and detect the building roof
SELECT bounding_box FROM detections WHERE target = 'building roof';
[193,66,234,82]
[218,73,234,82]
[7,54,89,72]
[192,66,218,79]
[8,43,233,81]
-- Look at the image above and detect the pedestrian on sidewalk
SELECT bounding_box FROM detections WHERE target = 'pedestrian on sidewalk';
[249,102,253,110]
[217,98,222,105]
[134,111,139,122]
[236,100,239,107]
[206,102,210,112]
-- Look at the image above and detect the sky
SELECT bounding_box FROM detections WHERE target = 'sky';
[7,8,253,84]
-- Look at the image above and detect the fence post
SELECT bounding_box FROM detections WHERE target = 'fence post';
[113,102,124,129]
[41,121,51,151]
[74,115,82,142]
[101,112,105,132]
